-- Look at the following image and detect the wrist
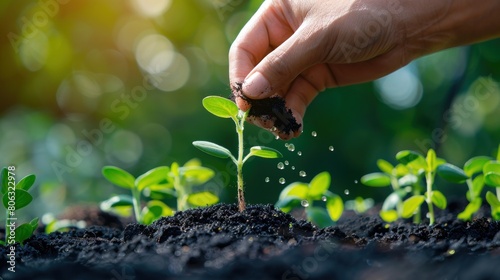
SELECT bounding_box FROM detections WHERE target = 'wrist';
[401,0,500,59]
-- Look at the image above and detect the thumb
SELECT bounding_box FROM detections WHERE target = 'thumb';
[242,27,322,99]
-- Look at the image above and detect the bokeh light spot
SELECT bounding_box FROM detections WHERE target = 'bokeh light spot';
[375,64,423,110]
[135,34,175,74]
[105,130,143,166]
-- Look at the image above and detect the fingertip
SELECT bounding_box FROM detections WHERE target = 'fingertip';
[242,71,271,99]
[235,97,251,111]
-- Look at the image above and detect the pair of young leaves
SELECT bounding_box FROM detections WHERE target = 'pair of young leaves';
[192,96,282,164]
[276,171,343,228]
[0,168,38,245]
[361,150,468,223]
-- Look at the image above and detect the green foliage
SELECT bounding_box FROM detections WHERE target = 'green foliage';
[362,149,469,225]
[345,197,374,214]
[101,160,217,224]
[276,171,343,228]
[482,144,500,220]
[0,167,38,245]
[193,96,282,211]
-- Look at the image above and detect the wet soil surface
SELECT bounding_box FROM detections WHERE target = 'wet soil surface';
[1,203,500,279]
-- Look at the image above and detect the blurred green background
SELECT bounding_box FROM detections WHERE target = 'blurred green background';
[1,0,499,219]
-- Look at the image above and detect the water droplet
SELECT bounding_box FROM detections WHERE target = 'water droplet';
[344,189,350,195]
[271,127,277,132]
[321,196,327,202]
[297,151,302,156]
[264,177,270,183]
[275,135,280,140]
[279,178,286,184]
[354,180,358,184]
[328,146,334,151]
[285,143,289,148]
[277,162,285,170]
[299,171,307,177]
[426,213,431,218]
[287,144,295,152]
[284,160,289,165]
[301,200,309,207]
[311,131,317,137]
[291,166,295,170]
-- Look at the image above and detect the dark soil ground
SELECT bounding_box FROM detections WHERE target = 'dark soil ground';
[1,203,500,280]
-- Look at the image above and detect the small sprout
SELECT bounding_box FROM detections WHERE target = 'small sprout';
[345,197,374,214]
[362,149,468,225]
[0,167,38,246]
[275,171,343,228]
[101,160,217,224]
[457,156,491,221]
[193,96,282,211]
[483,144,500,220]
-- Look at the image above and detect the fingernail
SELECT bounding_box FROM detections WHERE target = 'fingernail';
[243,72,270,98]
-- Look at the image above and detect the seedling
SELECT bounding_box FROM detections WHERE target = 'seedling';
[0,167,39,245]
[362,149,468,225]
[42,213,86,234]
[457,156,491,221]
[275,171,343,228]
[483,144,500,220]
[101,166,172,224]
[144,159,218,212]
[193,96,282,212]
[345,197,374,214]
[101,161,217,225]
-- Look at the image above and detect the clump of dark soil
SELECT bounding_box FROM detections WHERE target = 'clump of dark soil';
[1,203,500,279]
[230,83,301,135]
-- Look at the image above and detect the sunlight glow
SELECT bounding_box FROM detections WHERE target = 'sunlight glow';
[131,0,171,17]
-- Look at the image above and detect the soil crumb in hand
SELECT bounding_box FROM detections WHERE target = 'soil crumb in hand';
[230,83,301,136]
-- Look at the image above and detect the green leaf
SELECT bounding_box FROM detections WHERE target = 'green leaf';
[394,164,410,177]
[381,192,401,211]
[457,197,482,221]
[306,207,335,228]
[361,173,391,187]
[202,96,238,119]
[1,167,8,194]
[141,200,173,225]
[100,195,134,211]
[431,190,447,209]
[29,217,39,228]
[486,191,500,220]
[170,162,180,177]
[326,195,343,221]
[484,172,500,187]
[102,166,135,189]
[181,166,215,185]
[471,174,485,199]
[396,150,426,170]
[278,182,309,201]
[275,196,302,212]
[248,146,283,159]
[192,141,233,159]
[136,166,169,192]
[2,189,33,210]
[377,159,394,174]
[187,192,219,206]
[15,221,37,245]
[402,195,425,218]
[464,156,492,177]
[426,149,437,172]
[380,210,398,223]
[184,158,201,167]
[16,174,36,191]
[436,163,469,183]
[398,174,418,187]
[308,172,331,198]
[483,161,500,174]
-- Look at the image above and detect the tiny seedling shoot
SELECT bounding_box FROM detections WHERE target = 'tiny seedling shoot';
[101,161,218,224]
[483,144,500,220]
[0,167,39,245]
[193,96,283,212]
[362,149,469,225]
[275,171,343,228]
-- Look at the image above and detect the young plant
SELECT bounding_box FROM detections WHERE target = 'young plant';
[483,144,500,220]
[101,166,173,225]
[144,159,218,212]
[362,149,468,225]
[0,167,39,245]
[344,197,374,214]
[193,96,282,212]
[275,171,343,228]
[457,156,491,221]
